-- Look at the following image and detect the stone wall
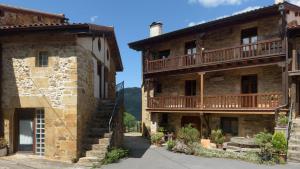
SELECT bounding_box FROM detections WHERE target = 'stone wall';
[1,37,79,161]
[154,65,282,97]
[0,7,64,26]
[145,15,281,59]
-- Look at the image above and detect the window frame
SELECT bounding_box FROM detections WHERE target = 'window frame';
[36,51,49,67]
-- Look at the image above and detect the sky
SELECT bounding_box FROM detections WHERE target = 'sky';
[1,0,300,88]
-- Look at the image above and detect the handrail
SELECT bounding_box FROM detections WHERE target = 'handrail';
[146,38,284,73]
[108,81,124,132]
[287,103,294,140]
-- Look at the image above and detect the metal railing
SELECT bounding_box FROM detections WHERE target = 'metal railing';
[287,103,294,140]
[108,81,124,132]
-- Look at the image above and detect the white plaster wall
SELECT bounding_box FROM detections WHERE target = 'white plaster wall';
[286,10,300,25]
[77,36,111,99]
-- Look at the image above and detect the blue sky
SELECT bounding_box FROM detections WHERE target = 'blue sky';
[1,0,299,87]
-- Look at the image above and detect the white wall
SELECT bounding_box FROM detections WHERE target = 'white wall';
[77,36,111,99]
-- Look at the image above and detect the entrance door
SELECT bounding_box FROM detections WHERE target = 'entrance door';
[15,109,35,152]
[185,80,197,108]
[181,116,201,132]
[241,75,258,107]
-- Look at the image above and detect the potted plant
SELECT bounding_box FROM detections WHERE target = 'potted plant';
[0,138,7,157]
[272,132,287,164]
[277,114,288,128]
[210,129,225,149]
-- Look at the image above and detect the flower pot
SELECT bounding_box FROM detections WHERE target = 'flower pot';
[0,147,7,157]
[278,153,286,164]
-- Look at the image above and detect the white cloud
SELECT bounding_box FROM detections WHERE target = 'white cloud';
[232,6,261,15]
[289,0,300,6]
[90,16,98,23]
[188,6,261,26]
[189,0,245,7]
[188,20,206,27]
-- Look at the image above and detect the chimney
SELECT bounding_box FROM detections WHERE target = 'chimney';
[150,22,163,37]
[275,0,284,4]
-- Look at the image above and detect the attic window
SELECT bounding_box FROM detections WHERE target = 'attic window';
[98,38,102,52]
[37,16,42,21]
[0,10,4,17]
[106,50,110,60]
[295,12,299,17]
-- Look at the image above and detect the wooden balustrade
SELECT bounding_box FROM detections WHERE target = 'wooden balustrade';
[147,92,282,110]
[145,38,284,73]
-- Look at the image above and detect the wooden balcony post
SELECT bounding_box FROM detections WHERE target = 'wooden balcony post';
[292,49,297,71]
[198,72,205,108]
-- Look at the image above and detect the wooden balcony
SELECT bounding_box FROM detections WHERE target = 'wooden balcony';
[145,38,285,74]
[147,92,282,112]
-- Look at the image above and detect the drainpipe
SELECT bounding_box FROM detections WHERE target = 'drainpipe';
[275,4,289,121]
[0,44,3,137]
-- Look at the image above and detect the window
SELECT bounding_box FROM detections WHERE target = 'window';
[221,117,238,136]
[37,16,42,22]
[0,10,4,17]
[185,80,196,96]
[98,38,102,52]
[185,41,197,55]
[97,62,102,97]
[160,113,169,125]
[153,50,170,60]
[35,109,45,156]
[107,49,110,61]
[36,51,49,67]
[241,27,257,52]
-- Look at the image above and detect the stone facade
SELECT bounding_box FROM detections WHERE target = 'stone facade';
[140,14,285,137]
[0,32,119,161]
[0,5,65,26]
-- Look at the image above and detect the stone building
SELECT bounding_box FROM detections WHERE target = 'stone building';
[129,1,300,162]
[0,4,124,164]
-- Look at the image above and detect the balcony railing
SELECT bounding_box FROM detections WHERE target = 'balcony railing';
[146,38,284,73]
[147,92,282,111]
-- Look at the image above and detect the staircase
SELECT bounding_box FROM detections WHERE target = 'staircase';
[288,118,300,163]
[77,100,115,166]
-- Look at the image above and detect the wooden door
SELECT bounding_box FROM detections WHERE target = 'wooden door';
[185,80,197,108]
[241,75,257,107]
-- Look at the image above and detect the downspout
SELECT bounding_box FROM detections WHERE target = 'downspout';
[275,3,289,120]
[0,44,3,137]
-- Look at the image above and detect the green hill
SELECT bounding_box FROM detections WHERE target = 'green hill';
[124,87,141,120]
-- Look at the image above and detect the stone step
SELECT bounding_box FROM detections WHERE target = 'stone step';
[288,150,300,162]
[77,157,101,167]
[288,144,300,151]
[86,150,106,158]
[289,138,300,145]
[290,134,300,140]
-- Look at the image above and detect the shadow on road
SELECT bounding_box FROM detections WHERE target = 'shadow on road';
[123,133,150,158]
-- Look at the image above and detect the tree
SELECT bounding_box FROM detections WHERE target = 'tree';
[123,112,136,132]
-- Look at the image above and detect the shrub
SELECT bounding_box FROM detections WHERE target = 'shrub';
[210,129,225,145]
[151,132,164,145]
[0,138,7,149]
[277,114,288,127]
[177,124,200,145]
[166,140,175,151]
[272,132,287,154]
[255,131,274,161]
[102,148,129,165]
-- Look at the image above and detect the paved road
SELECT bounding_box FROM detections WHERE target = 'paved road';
[102,133,300,169]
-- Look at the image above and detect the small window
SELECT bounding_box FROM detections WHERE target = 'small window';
[295,12,299,17]
[0,10,4,17]
[97,61,102,75]
[37,16,42,22]
[36,51,49,67]
[107,49,110,61]
[98,38,102,52]
[185,41,197,55]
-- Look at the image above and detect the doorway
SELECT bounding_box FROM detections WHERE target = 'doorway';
[241,75,258,107]
[15,109,35,153]
[185,80,197,108]
[14,108,45,155]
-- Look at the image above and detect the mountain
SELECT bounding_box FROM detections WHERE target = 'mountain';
[124,87,141,120]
